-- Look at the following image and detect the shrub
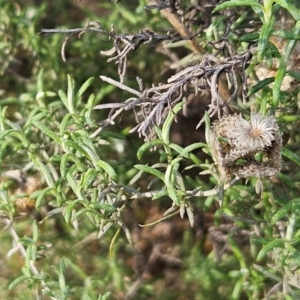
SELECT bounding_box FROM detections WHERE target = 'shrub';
[1,0,300,299]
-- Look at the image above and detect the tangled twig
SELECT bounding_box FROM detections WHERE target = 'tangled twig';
[40,22,189,83]
[94,50,253,140]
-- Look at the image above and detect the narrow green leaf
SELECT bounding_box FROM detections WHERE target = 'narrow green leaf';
[98,292,111,300]
[154,126,163,140]
[228,234,247,269]
[247,78,274,96]
[25,244,32,269]
[252,237,270,246]
[277,173,297,188]
[258,89,268,115]
[256,239,285,261]
[147,176,161,189]
[60,153,71,178]
[37,188,53,209]
[92,202,117,213]
[64,140,87,154]
[3,117,22,130]
[272,66,285,106]
[271,198,300,224]
[100,130,124,140]
[232,276,244,300]
[282,148,300,166]
[117,220,132,245]
[186,205,194,227]
[116,4,138,24]
[60,113,73,136]
[181,142,207,157]
[134,164,165,182]
[170,157,183,166]
[128,169,144,186]
[164,165,173,188]
[152,189,169,200]
[75,77,94,105]
[253,264,282,281]
[21,265,31,278]
[26,109,48,125]
[44,207,64,220]
[277,115,300,122]
[28,155,55,188]
[213,0,263,13]
[239,33,259,41]
[59,259,66,289]
[257,18,275,60]
[44,91,57,98]
[36,91,55,101]
[64,199,83,224]
[8,274,29,290]
[32,120,61,145]
[85,93,96,118]
[165,162,181,205]
[272,30,300,40]
[58,89,68,110]
[49,155,63,163]
[31,243,37,262]
[32,273,49,281]
[274,21,300,105]
[274,0,300,20]
[204,111,211,145]
[188,153,202,164]
[0,129,17,140]
[159,151,168,163]
[10,131,30,148]
[137,139,164,159]
[72,208,91,222]
[287,245,300,266]
[96,160,118,181]
[79,143,99,166]
[67,74,75,114]
[66,172,79,195]
[168,143,184,155]
[80,169,99,189]
[162,102,183,145]
[32,221,39,242]
[19,237,35,246]
[286,70,300,81]
[167,184,180,205]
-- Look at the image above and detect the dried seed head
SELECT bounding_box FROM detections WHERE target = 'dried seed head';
[208,113,282,181]
[232,113,277,150]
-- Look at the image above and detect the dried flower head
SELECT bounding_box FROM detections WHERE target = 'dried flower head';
[232,113,277,150]
[208,113,282,181]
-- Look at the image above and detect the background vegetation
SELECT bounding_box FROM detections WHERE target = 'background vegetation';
[1,0,300,299]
